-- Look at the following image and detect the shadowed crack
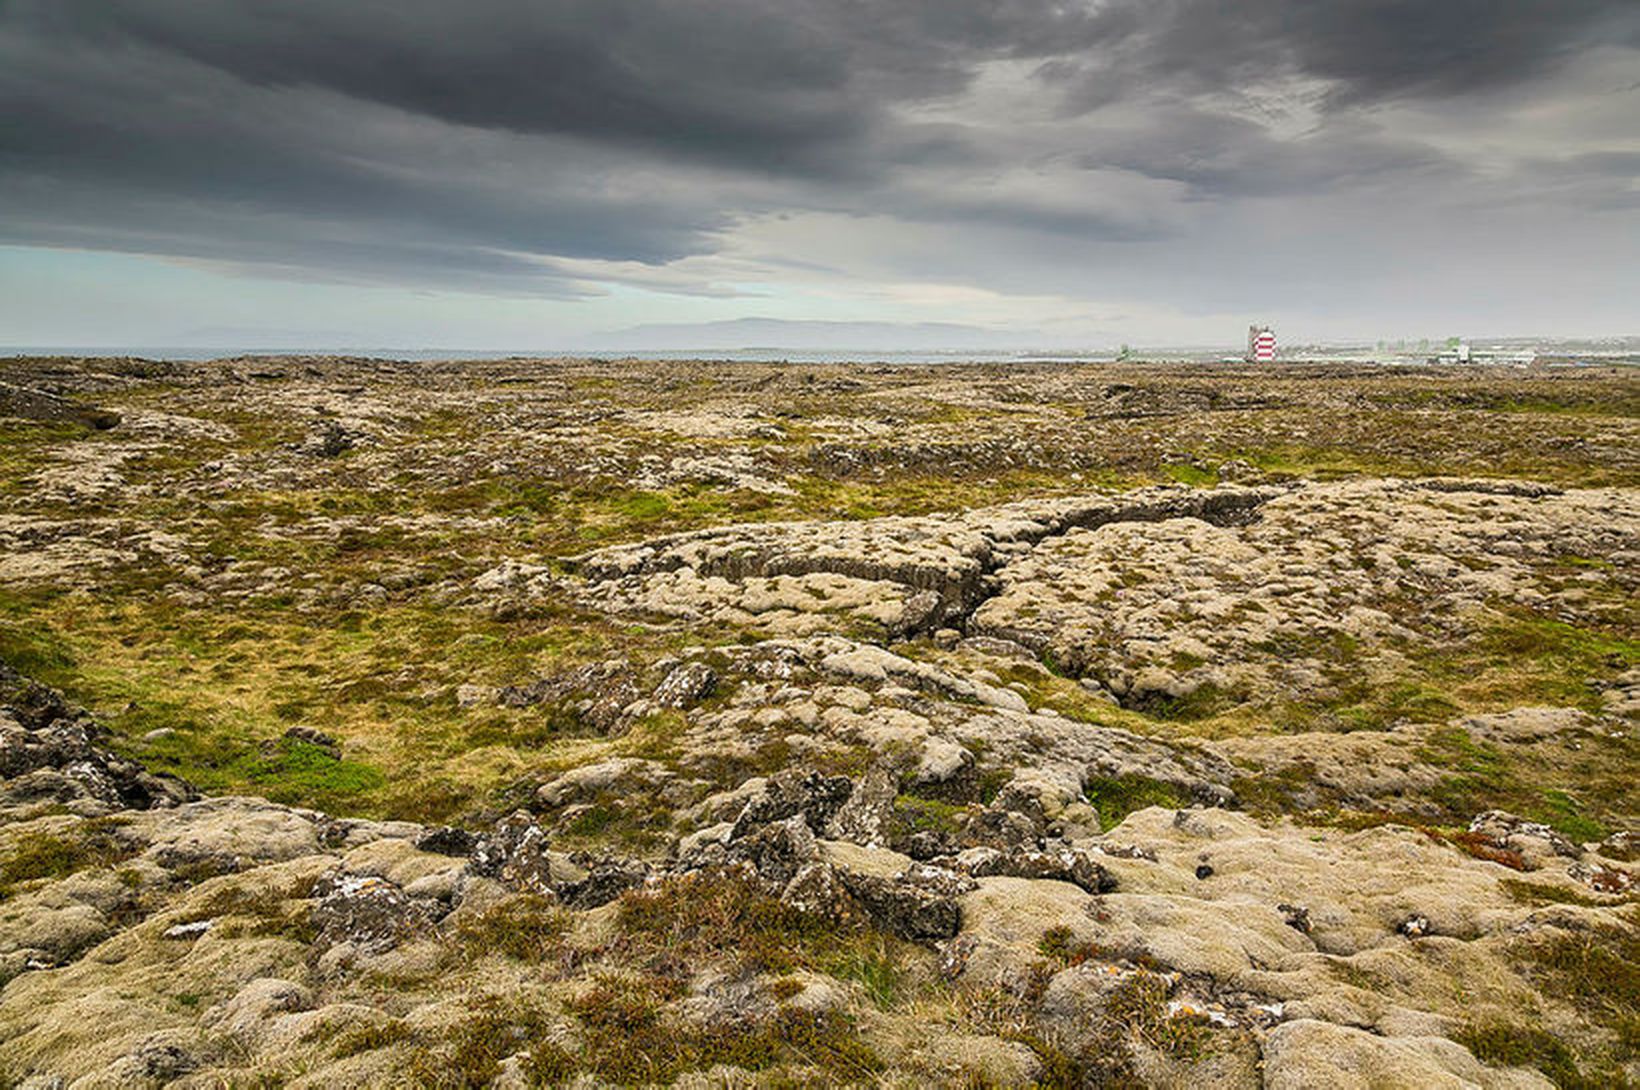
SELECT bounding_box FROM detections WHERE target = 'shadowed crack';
[570,485,1282,634]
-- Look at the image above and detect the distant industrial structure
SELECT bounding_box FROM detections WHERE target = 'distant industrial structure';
[1432,339,1473,364]
[1428,339,1538,365]
[1246,325,1276,362]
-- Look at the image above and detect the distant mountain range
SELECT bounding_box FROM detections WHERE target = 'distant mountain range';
[578,317,1067,352]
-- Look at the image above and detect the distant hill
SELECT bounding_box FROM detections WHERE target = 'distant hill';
[580,317,1048,352]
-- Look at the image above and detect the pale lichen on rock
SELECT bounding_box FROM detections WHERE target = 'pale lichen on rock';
[0,355,1634,1086]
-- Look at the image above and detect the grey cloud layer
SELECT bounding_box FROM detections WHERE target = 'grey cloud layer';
[1,0,1633,294]
[1046,0,1636,110]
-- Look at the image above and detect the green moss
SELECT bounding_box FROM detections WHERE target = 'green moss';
[891,793,967,836]
[0,822,136,899]
[1555,554,1616,571]
[1083,775,1191,830]
[1498,879,1633,909]
[982,661,1140,727]
[0,586,707,822]
[1129,681,1243,722]
[1417,727,1507,775]
[230,738,387,811]
[1534,791,1607,844]
[1351,607,1638,737]
[1454,1022,1590,1088]
[0,418,94,493]
[1416,729,1610,841]
[1232,761,1328,816]
[1162,462,1218,488]
[1231,444,1430,482]
[616,709,689,764]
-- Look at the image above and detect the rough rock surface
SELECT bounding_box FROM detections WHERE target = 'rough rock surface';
[970,479,1637,710]
[2,356,1635,1087]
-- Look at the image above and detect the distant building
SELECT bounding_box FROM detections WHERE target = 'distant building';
[1429,341,1536,366]
[1432,339,1472,364]
[1247,325,1276,362]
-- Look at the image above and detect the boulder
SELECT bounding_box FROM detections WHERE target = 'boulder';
[310,871,436,955]
[728,814,821,888]
[414,825,477,857]
[824,763,897,847]
[556,855,650,909]
[653,662,718,709]
[470,811,554,895]
[946,844,1115,894]
[833,860,970,942]
[730,769,854,840]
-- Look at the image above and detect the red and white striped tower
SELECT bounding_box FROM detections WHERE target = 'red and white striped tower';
[1247,325,1276,362]
[1254,329,1276,361]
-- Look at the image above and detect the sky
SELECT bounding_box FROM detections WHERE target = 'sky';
[1,0,1636,351]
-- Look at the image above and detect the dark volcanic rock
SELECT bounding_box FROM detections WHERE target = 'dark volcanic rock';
[310,870,436,954]
[0,674,195,811]
[731,768,855,840]
[300,420,358,458]
[0,379,120,429]
[556,854,651,908]
[780,861,856,920]
[728,814,821,887]
[836,866,965,941]
[414,825,478,857]
[652,661,717,709]
[496,662,643,733]
[824,764,897,847]
[946,844,1115,894]
[470,811,554,895]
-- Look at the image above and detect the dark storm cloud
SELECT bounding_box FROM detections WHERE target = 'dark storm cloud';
[15,0,1105,174]
[1072,110,1459,201]
[0,0,1633,291]
[1046,0,1638,111]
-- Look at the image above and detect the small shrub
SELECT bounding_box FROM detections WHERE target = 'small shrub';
[332,1019,415,1059]
[1037,925,1100,969]
[823,935,906,1008]
[1103,973,1212,1061]
[1441,830,1530,871]
[616,869,848,975]
[401,996,557,1089]
[451,894,571,963]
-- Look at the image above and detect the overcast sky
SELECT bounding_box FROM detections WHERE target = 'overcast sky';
[2,0,1636,350]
